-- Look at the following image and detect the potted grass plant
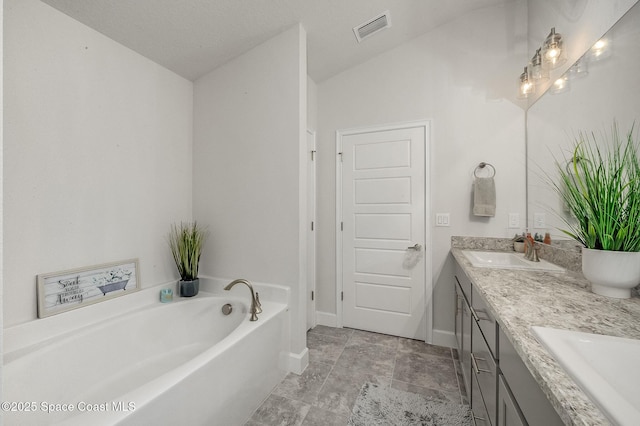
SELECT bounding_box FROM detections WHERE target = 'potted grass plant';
[168,221,208,297]
[551,122,640,298]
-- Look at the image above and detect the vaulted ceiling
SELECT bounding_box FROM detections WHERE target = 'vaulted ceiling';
[41,0,510,82]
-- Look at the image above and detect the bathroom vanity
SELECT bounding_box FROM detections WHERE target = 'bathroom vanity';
[452,237,640,426]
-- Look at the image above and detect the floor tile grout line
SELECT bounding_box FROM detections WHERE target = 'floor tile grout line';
[390,340,400,390]
[312,341,345,408]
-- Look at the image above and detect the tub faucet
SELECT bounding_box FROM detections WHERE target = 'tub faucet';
[524,239,540,262]
[224,279,260,321]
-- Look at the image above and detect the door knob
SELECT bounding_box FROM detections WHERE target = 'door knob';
[407,243,422,251]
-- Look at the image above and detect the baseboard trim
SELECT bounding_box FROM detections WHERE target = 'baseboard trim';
[286,347,309,375]
[315,311,337,327]
[432,329,456,348]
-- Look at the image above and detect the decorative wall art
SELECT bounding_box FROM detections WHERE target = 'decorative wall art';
[36,259,140,318]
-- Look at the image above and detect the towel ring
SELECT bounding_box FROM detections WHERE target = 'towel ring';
[474,162,496,178]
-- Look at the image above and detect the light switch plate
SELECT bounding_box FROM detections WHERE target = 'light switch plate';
[534,212,546,229]
[435,213,450,227]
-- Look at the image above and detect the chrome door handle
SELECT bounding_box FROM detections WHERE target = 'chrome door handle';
[407,243,422,251]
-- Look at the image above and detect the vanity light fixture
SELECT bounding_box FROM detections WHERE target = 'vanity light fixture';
[518,66,535,98]
[517,27,567,99]
[529,48,549,81]
[542,27,566,68]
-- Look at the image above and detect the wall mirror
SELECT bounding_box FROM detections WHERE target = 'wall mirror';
[526,2,640,242]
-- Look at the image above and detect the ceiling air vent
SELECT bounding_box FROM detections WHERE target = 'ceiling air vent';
[353,11,391,43]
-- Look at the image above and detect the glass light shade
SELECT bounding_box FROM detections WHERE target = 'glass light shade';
[542,28,567,68]
[517,67,535,99]
[550,76,570,95]
[569,58,588,79]
[590,37,612,61]
[529,48,549,81]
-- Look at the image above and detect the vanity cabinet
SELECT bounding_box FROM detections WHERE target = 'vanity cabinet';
[470,284,498,426]
[454,264,472,399]
[454,258,563,426]
[472,320,497,425]
[456,263,496,425]
[498,328,563,426]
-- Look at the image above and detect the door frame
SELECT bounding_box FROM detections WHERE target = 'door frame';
[335,120,433,343]
[307,129,317,330]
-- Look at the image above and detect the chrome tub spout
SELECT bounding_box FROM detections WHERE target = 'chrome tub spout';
[224,279,260,321]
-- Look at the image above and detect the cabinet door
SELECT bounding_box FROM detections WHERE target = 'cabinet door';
[471,374,492,426]
[498,375,526,426]
[472,286,497,358]
[472,320,497,426]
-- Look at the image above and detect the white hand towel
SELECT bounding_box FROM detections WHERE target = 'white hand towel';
[473,177,496,217]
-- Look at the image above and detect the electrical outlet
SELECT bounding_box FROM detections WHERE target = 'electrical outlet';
[534,213,546,229]
[508,213,520,228]
[435,213,450,227]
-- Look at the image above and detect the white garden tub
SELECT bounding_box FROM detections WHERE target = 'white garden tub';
[3,291,289,425]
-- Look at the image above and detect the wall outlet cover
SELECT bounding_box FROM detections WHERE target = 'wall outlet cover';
[508,213,520,228]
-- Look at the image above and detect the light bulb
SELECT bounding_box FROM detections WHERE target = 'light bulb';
[529,48,549,81]
[551,76,569,94]
[517,67,535,99]
[590,38,612,61]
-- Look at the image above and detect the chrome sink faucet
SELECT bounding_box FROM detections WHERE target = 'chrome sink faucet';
[524,239,540,262]
[224,279,261,321]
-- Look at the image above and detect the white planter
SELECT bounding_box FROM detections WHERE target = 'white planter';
[582,248,640,298]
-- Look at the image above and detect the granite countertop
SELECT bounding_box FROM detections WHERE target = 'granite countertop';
[450,243,640,426]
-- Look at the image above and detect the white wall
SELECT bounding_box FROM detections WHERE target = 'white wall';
[1,0,4,409]
[193,25,307,357]
[308,76,318,132]
[3,0,193,327]
[316,1,528,342]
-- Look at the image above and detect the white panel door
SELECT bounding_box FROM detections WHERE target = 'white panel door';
[341,125,426,340]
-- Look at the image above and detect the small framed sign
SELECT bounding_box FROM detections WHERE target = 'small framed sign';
[37,259,140,318]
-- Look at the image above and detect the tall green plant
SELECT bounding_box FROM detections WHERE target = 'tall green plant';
[168,222,209,280]
[551,122,640,252]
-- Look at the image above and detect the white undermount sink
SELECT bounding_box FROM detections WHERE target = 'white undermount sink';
[462,250,564,272]
[531,326,640,426]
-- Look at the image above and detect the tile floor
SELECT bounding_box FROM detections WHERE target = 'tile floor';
[245,326,467,426]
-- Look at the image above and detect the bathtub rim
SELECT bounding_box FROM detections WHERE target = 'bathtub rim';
[4,276,290,358]
[3,293,255,365]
